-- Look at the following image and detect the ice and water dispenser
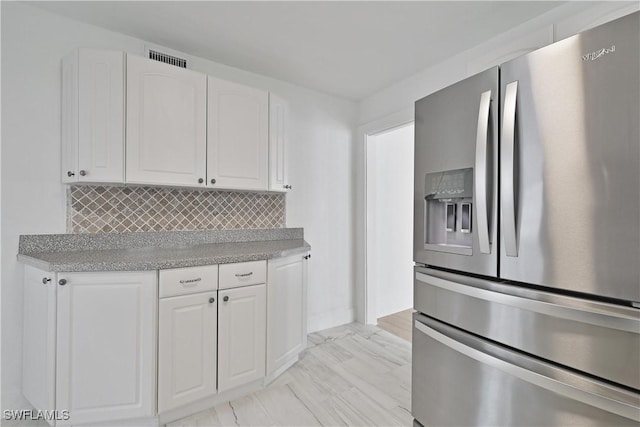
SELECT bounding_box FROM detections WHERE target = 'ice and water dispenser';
[424,168,473,255]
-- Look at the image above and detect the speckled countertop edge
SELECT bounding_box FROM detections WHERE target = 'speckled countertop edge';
[18,239,311,272]
[19,228,304,254]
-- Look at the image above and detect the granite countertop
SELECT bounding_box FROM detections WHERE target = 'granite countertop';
[17,229,310,272]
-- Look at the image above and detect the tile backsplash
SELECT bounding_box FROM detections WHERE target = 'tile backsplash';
[68,186,285,233]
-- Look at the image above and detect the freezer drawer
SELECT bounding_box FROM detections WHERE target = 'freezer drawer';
[412,313,640,427]
[414,267,640,390]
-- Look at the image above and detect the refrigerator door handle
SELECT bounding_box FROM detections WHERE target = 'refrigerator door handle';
[414,318,640,422]
[475,90,492,254]
[502,81,519,257]
[415,271,640,332]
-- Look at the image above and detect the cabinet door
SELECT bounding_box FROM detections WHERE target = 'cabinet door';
[218,284,266,392]
[56,271,157,425]
[268,94,290,192]
[266,254,307,376]
[22,266,57,418]
[207,77,268,190]
[62,48,125,183]
[127,55,207,187]
[158,292,217,413]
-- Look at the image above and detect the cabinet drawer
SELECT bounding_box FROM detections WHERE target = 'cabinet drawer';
[219,260,266,290]
[159,265,218,298]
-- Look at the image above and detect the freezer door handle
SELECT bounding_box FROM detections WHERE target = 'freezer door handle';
[475,90,492,254]
[415,271,640,332]
[414,318,640,422]
[502,81,519,257]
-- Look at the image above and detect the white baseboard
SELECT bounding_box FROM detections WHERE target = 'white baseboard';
[307,307,355,333]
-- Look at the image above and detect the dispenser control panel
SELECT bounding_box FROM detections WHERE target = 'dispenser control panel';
[423,168,474,255]
[424,168,473,200]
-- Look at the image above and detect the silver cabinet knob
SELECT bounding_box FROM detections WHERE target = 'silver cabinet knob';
[67,171,75,177]
[198,178,204,184]
[223,296,229,302]
[42,277,51,284]
[58,279,67,286]
[209,297,215,304]
[79,170,87,176]
[210,179,216,184]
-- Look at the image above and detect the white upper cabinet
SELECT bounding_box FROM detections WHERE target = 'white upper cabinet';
[62,48,124,183]
[126,55,207,187]
[268,94,291,192]
[207,76,269,190]
[60,49,286,192]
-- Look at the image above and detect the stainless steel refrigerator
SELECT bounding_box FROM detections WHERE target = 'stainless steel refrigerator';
[412,12,640,426]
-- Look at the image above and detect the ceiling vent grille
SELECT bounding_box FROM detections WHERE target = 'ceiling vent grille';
[149,50,187,68]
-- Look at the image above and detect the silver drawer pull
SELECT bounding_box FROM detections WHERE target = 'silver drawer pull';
[235,272,253,278]
[179,277,202,285]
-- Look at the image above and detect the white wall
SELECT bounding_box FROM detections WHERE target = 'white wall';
[367,124,414,320]
[353,1,640,322]
[1,2,357,410]
[357,1,640,125]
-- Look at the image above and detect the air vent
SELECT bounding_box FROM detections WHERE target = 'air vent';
[148,50,187,68]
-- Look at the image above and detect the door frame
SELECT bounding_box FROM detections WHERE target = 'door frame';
[356,108,414,325]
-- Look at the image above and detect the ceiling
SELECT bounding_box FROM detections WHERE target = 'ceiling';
[30,1,566,100]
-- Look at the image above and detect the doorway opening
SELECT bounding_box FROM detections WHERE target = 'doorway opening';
[365,122,414,340]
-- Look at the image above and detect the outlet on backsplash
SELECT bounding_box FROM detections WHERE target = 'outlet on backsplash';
[67,185,286,233]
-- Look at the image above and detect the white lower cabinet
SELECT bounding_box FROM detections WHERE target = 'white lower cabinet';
[22,254,305,425]
[266,254,308,376]
[22,266,57,423]
[55,271,157,425]
[158,291,218,413]
[218,284,267,392]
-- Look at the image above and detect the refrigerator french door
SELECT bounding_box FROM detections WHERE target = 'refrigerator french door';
[499,11,640,302]
[414,67,499,277]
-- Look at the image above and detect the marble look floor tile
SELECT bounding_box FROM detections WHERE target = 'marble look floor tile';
[389,405,414,427]
[338,386,408,426]
[253,384,322,426]
[168,408,221,427]
[328,362,400,410]
[308,339,355,365]
[368,364,412,409]
[324,391,378,426]
[285,379,348,426]
[169,323,413,427]
[351,333,411,366]
[288,352,353,396]
[335,336,400,372]
[214,395,273,427]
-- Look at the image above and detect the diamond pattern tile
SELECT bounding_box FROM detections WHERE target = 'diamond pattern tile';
[68,186,286,233]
